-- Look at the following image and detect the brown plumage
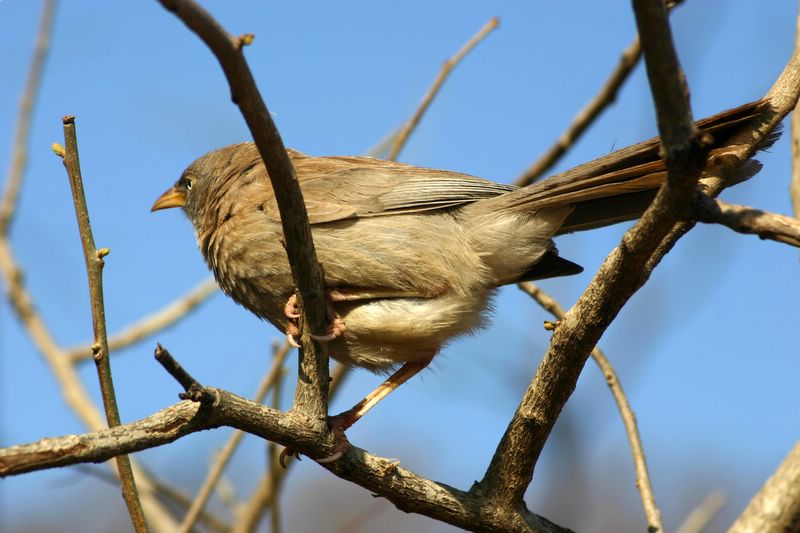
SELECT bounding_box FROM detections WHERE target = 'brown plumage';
[152,100,771,448]
[153,100,770,371]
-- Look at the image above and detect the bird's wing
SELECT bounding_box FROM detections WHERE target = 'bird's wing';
[263,151,517,224]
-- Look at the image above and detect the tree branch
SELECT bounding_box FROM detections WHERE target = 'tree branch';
[177,340,291,533]
[514,0,684,186]
[56,116,148,532]
[692,193,800,248]
[0,379,572,533]
[479,0,706,512]
[675,490,726,533]
[518,282,662,533]
[157,0,330,423]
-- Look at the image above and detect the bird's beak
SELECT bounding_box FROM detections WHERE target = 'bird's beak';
[151,186,186,212]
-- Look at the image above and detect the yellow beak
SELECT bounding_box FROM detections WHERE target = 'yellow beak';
[151,186,187,212]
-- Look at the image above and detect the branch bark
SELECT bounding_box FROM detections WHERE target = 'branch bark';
[57,116,148,532]
[157,0,330,424]
[518,282,663,533]
[692,193,800,248]
[478,0,705,513]
[0,384,572,533]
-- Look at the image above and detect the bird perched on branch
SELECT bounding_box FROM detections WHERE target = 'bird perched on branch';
[153,100,771,457]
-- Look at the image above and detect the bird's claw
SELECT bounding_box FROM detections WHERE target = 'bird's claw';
[284,294,301,319]
[286,332,301,348]
[279,447,300,468]
[283,295,346,346]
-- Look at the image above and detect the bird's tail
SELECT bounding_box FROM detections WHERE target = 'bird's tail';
[477,99,778,235]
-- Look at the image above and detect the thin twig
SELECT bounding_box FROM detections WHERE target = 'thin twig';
[675,490,726,533]
[515,0,684,186]
[692,193,800,248]
[177,340,292,533]
[153,343,215,403]
[67,277,218,362]
[387,16,499,161]
[57,116,148,533]
[518,282,662,532]
[0,241,178,527]
[0,85,179,533]
[0,0,57,235]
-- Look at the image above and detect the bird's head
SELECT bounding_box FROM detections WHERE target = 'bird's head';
[151,142,258,235]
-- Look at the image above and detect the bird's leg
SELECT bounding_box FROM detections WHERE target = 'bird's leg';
[317,358,433,463]
[279,358,432,466]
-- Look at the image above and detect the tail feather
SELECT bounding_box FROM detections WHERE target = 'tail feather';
[480,99,775,234]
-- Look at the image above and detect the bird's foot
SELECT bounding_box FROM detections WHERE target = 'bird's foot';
[277,412,353,467]
[316,410,357,464]
[283,292,346,346]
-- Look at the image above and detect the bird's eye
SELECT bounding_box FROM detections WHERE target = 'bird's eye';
[179,176,193,191]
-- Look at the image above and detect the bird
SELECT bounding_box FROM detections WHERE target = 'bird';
[152,100,771,456]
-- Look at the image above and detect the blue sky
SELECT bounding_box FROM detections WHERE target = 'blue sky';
[1,2,798,531]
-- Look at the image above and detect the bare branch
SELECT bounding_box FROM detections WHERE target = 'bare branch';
[0,244,176,528]
[515,0,685,186]
[632,0,698,168]
[387,17,499,161]
[157,0,330,421]
[57,116,147,532]
[478,0,800,514]
[692,194,800,248]
[67,277,218,362]
[792,12,800,219]
[267,359,285,533]
[479,0,708,511]
[232,362,350,533]
[177,340,292,533]
[518,282,662,533]
[0,384,572,533]
[0,0,57,235]
[730,442,800,533]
